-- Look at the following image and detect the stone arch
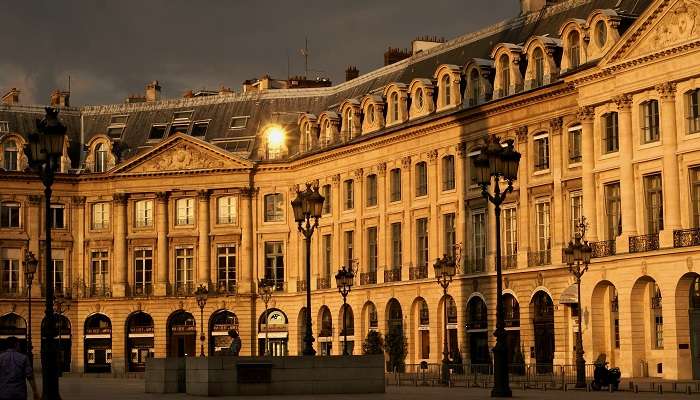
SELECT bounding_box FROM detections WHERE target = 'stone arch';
[0,133,28,171]
[585,9,621,60]
[84,313,112,373]
[208,309,238,356]
[462,58,494,106]
[339,98,361,140]
[558,18,587,72]
[125,311,154,372]
[385,298,403,333]
[383,83,409,126]
[433,64,462,110]
[0,312,27,352]
[407,78,435,120]
[317,111,340,148]
[530,290,555,371]
[361,301,378,335]
[297,307,307,356]
[490,43,524,98]
[360,94,385,134]
[166,310,196,358]
[409,297,430,362]
[590,280,619,366]
[297,113,318,152]
[629,275,662,376]
[523,36,562,90]
[675,272,700,379]
[338,303,355,354]
[84,134,116,173]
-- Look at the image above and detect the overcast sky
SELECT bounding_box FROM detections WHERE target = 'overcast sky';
[1,1,518,106]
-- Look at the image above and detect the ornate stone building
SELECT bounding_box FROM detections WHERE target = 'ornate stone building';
[1,0,700,379]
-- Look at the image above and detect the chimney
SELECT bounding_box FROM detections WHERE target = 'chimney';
[1,88,20,105]
[219,86,233,95]
[345,66,359,82]
[384,47,412,66]
[50,89,70,107]
[183,90,194,98]
[520,0,555,14]
[145,80,161,102]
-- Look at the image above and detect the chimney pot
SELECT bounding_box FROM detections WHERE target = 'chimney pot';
[145,80,161,102]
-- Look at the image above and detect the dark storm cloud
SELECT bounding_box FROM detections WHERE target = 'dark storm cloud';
[0,1,518,106]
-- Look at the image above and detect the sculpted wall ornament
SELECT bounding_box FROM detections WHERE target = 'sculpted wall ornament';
[71,196,86,206]
[132,143,228,172]
[377,162,387,176]
[427,149,438,164]
[197,189,210,200]
[155,192,169,202]
[656,82,677,100]
[457,142,467,157]
[613,94,633,111]
[634,0,700,57]
[549,117,563,133]
[401,156,412,169]
[577,106,595,121]
[354,168,364,179]
[516,126,528,143]
[240,187,257,198]
[29,195,42,205]
[113,193,128,204]
[331,174,341,185]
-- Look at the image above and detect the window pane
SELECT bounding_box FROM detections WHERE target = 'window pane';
[442,156,455,191]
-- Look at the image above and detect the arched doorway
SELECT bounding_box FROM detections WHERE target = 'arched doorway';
[318,306,333,356]
[386,299,403,333]
[444,295,458,359]
[362,302,378,334]
[167,311,196,357]
[677,273,700,379]
[126,312,154,372]
[209,310,238,356]
[0,313,27,353]
[412,298,430,361]
[503,293,521,365]
[590,281,618,367]
[297,308,307,355]
[466,296,489,364]
[84,314,112,373]
[339,304,354,355]
[258,308,288,356]
[531,291,554,372]
[630,276,661,377]
[56,315,72,372]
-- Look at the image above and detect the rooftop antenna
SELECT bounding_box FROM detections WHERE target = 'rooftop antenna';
[300,37,309,78]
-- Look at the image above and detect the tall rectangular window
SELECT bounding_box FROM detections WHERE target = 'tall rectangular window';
[91,250,110,295]
[367,227,378,272]
[391,222,402,269]
[442,156,455,191]
[415,162,428,197]
[443,213,456,258]
[366,174,377,207]
[603,112,619,153]
[0,259,19,294]
[50,204,65,229]
[92,202,110,230]
[570,191,583,238]
[641,100,660,143]
[176,198,195,225]
[264,193,284,222]
[0,202,21,228]
[322,235,332,278]
[416,218,429,268]
[604,183,621,240]
[471,211,486,271]
[217,245,236,293]
[568,125,582,164]
[134,248,153,295]
[264,242,284,291]
[343,180,354,210]
[390,168,401,202]
[534,134,550,171]
[688,89,700,134]
[175,247,194,294]
[135,200,153,228]
[52,258,64,294]
[503,207,517,266]
[535,201,551,253]
[344,231,354,268]
[3,140,18,171]
[691,167,700,228]
[217,196,237,224]
[644,173,664,234]
[322,185,332,214]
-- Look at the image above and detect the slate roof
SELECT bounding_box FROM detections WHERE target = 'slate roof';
[0,0,652,169]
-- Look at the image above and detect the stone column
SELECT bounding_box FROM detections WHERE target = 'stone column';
[427,149,438,278]
[516,127,530,269]
[550,118,565,257]
[71,196,86,298]
[456,143,467,273]
[401,156,412,281]
[657,83,681,247]
[614,94,636,253]
[377,162,387,283]
[154,192,169,296]
[197,190,211,288]
[112,193,128,297]
[27,195,42,289]
[239,188,255,294]
[578,107,598,242]
[331,175,341,273]
[354,168,364,277]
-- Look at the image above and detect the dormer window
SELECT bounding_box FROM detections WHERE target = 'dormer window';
[595,20,607,48]
[367,104,375,125]
[345,109,354,135]
[391,92,399,122]
[500,55,511,97]
[469,70,480,106]
[3,140,18,171]
[173,110,193,121]
[148,124,167,140]
[533,48,545,88]
[229,116,249,129]
[107,115,127,140]
[0,121,8,133]
[416,88,424,110]
[190,121,209,137]
[168,122,190,136]
[442,75,451,106]
[94,143,107,173]
[568,31,581,69]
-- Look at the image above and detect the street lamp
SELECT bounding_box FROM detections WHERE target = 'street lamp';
[291,182,325,356]
[24,107,67,400]
[434,253,456,384]
[195,284,208,357]
[257,278,274,356]
[335,265,354,355]
[564,218,593,389]
[473,135,521,398]
[53,294,71,375]
[23,252,38,366]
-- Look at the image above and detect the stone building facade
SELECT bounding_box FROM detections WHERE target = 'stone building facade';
[1,0,700,380]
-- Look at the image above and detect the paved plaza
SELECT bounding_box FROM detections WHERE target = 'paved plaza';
[28,377,700,400]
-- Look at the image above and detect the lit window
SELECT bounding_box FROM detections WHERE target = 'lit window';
[603,112,619,153]
[641,100,660,143]
[265,126,285,160]
[217,196,237,224]
[230,116,249,129]
[94,143,107,173]
[176,198,195,225]
[50,204,65,229]
[92,202,110,230]
[3,140,18,171]
[135,200,153,228]
[264,193,284,222]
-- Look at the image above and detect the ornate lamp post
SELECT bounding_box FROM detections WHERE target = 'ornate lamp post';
[195,284,208,357]
[434,253,456,384]
[23,252,38,366]
[291,182,325,356]
[53,294,71,375]
[257,278,274,356]
[335,265,354,355]
[473,135,521,398]
[564,219,593,389]
[24,107,67,400]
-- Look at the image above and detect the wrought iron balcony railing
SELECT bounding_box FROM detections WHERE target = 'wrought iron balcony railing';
[465,258,485,274]
[590,240,616,258]
[674,228,700,248]
[408,265,428,280]
[384,268,401,283]
[360,271,377,285]
[528,250,551,267]
[216,281,237,295]
[501,254,517,270]
[629,233,659,253]
[131,284,152,297]
[90,285,112,298]
[173,282,193,296]
[296,280,307,293]
[316,277,330,290]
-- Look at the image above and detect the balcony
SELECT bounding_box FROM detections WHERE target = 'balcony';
[360,271,377,285]
[296,280,307,293]
[408,265,427,280]
[0,287,23,298]
[629,233,659,253]
[316,277,330,290]
[89,285,112,298]
[590,240,616,258]
[131,284,152,297]
[674,228,700,248]
[173,283,193,296]
[216,281,237,295]
[465,258,485,274]
[384,268,401,283]
[528,250,551,267]
[500,254,517,270]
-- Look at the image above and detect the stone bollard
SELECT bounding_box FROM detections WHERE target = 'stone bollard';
[634,384,639,393]
[687,385,692,395]
[658,384,663,394]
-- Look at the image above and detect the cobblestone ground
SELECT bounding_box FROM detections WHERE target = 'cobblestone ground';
[30,377,700,400]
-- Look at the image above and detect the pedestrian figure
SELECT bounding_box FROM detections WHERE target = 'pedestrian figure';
[0,336,39,400]
[228,329,242,356]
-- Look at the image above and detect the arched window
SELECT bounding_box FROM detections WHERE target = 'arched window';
[442,75,451,106]
[303,122,311,150]
[94,143,107,173]
[595,20,607,48]
[533,47,545,88]
[367,104,375,125]
[3,140,18,171]
[416,88,424,110]
[469,69,480,106]
[568,31,580,69]
[391,92,399,122]
[324,120,332,145]
[345,109,354,135]
[500,55,511,96]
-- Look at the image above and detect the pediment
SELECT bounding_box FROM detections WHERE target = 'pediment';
[112,134,253,174]
[604,0,700,65]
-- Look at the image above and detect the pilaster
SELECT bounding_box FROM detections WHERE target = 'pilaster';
[613,94,636,253]
[516,127,529,269]
[656,82,681,248]
[155,192,169,296]
[578,107,598,242]
[239,187,256,294]
[197,190,211,288]
[112,193,128,297]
